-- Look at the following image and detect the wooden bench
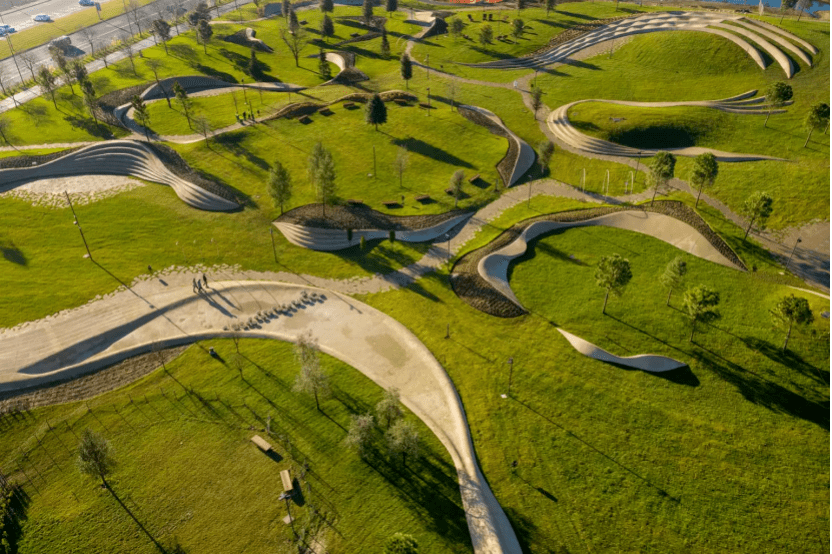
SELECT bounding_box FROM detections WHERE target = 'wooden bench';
[299,19,307,25]
[343,102,356,109]
[251,435,273,452]
[418,103,432,109]
[467,14,474,22]
[415,194,431,203]
[318,107,333,115]
[350,32,360,37]
[468,174,480,184]
[445,187,455,196]
[347,199,364,205]
[382,200,400,208]
[280,469,293,493]
[298,115,311,124]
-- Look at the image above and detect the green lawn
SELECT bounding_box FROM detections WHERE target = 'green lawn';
[359,218,829,553]
[1,339,471,553]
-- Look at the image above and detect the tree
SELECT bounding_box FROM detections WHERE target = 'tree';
[77,429,116,489]
[517,0,526,10]
[318,48,331,80]
[770,295,813,352]
[683,285,720,343]
[173,81,193,129]
[512,18,525,39]
[292,331,330,410]
[362,0,373,26]
[780,0,797,23]
[146,58,171,108]
[194,116,212,146]
[537,140,554,175]
[450,169,465,208]
[530,86,543,120]
[803,102,829,147]
[380,29,390,59]
[394,145,408,188]
[188,1,211,25]
[282,0,290,19]
[450,18,464,40]
[595,253,632,314]
[386,0,397,14]
[51,48,74,94]
[375,387,403,430]
[545,0,556,16]
[400,53,412,90]
[289,8,299,33]
[281,28,307,67]
[197,19,213,53]
[478,24,493,45]
[385,533,419,554]
[81,79,98,125]
[659,257,687,306]
[153,20,172,54]
[127,0,144,37]
[690,152,718,209]
[19,53,37,82]
[0,64,9,97]
[268,160,293,214]
[320,15,334,43]
[796,0,811,21]
[344,414,375,458]
[741,191,773,240]
[36,66,58,109]
[365,93,387,131]
[121,34,137,75]
[308,142,336,217]
[648,151,675,206]
[764,81,793,128]
[386,419,420,467]
[320,0,333,13]
[80,27,97,55]
[71,60,89,89]
[131,95,152,141]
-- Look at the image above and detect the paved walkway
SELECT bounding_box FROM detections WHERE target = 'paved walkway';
[0,276,521,554]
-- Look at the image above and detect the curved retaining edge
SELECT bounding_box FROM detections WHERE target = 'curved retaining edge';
[557,329,687,372]
[0,281,522,554]
[0,140,239,212]
[477,211,743,311]
[459,104,535,187]
[742,17,818,54]
[140,75,305,102]
[273,212,473,251]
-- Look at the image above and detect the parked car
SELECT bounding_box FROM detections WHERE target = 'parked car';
[33,14,51,22]
[0,26,14,37]
[79,0,95,6]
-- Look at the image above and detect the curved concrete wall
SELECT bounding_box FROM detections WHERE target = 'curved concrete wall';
[558,329,687,372]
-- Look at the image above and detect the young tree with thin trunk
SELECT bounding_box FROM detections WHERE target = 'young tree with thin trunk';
[386,419,420,468]
[71,60,89,89]
[648,151,675,206]
[308,142,336,217]
[512,18,525,39]
[400,53,412,90]
[194,115,212,146]
[683,285,720,343]
[146,58,171,108]
[530,86,543,120]
[345,414,376,458]
[386,0,397,14]
[690,152,718,208]
[282,0,290,19]
[77,429,116,489]
[770,295,813,352]
[19,53,37,82]
[153,20,172,54]
[0,116,16,150]
[81,79,98,125]
[741,191,773,240]
[545,0,556,16]
[780,0,797,23]
[450,18,464,40]
[450,169,465,208]
[197,19,213,53]
[320,0,333,13]
[131,95,152,140]
[362,0,373,26]
[595,253,632,314]
[36,66,58,109]
[365,93,387,131]
[764,81,793,128]
[268,160,293,214]
[537,140,554,175]
[803,102,829,147]
[375,387,402,430]
[320,15,334,42]
[479,24,493,45]
[121,34,138,75]
[796,0,811,21]
[293,331,330,411]
[173,81,193,129]
[394,145,408,188]
[51,48,74,94]
[281,28,307,67]
[81,27,97,55]
[659,257,687,306]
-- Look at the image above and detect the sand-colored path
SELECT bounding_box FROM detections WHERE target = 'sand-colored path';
[0,277,521,554]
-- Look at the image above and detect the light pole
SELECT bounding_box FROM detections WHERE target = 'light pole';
[269,227,277,263]
[506,357,514,397]
[445,232,451,258]
[426,53,430,80]
[65,192,92,259]
[786,237,802,269]
[426,87,430,117]
[0,13,25,86]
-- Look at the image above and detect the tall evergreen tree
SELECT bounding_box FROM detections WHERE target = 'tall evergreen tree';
[365,93,388,131]
[320,0,333,12]
[362,0,373,25]
[269,160,293,214]
[400,53,412,90]
[320,14,334,42]
[131,95,151,141]
[380,28,390,58]
[319,48,331,80]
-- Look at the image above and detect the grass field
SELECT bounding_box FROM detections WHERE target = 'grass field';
[0,339,470,553]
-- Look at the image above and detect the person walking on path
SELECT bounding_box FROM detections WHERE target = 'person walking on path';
[202,273,208,288]
[196,280,203,293]
[192,278,198,293]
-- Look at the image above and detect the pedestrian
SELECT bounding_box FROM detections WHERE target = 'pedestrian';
[147,264,152,274]
[192,278,197,292]
[202,273,208,287]
[513,80,517,89]
[197,280,203,292]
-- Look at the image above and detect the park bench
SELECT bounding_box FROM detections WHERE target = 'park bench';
[251,435,273,452]
[318,107,333,115]
[298,115,311,124]
[299,19,307,25]
[468,174,480,184]
[467,14,474,22]
[382,200,400,208]
[418,103,432,109]
[347,199,364,205]
[415,194,431,203]
[280,469,293,493]
[445,187,455,196]
[343,102,356,109]
[350,32,361,37]
[488,13,493,20]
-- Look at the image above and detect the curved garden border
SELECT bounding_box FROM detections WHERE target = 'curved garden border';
[557,329,687,372]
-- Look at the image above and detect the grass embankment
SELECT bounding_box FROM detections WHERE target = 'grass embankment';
[0,339,470,553]
[535,24,830,228]
[358,218,829,553]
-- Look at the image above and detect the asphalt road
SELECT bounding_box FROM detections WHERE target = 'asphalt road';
[0,0,121,34]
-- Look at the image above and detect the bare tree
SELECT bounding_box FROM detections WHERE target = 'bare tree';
[0,116,19,151]
[194,115,212,146]
[146,58,171,107]
[0,64,9,97]
[281,28,307,67]
[394,145,408,188]
[127,0,144,36]
[19,53,38,82]
[121,34,138,75]
[292,331,331,411]
[80,27,97,55]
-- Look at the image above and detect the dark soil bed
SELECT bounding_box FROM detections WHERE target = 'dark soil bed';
[450,201,745,318]
[97,82,150,127]
[277,203,469,231]
[458,105,514,187]
[0,147,81,169]
[146,143,240,204]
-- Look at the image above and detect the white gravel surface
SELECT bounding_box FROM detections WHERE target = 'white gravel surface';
[1,174,145,207]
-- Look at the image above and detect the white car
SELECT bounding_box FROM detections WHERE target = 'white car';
[33,14,51,22]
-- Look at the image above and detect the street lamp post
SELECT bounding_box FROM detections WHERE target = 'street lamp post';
[0,13,25,86]
[426,87,430,117]
[65,192,92,259]
[426,53,430,80]
[786,237,802,269]
[506,357,514,397]
[269,228,277,263]
[445,232,451,258]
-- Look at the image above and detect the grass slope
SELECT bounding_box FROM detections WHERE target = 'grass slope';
[1,339,471,553]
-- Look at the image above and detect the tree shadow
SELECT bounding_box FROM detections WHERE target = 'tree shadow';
[213,132,269,170]
[108,486,167,553]
[193,64,238,83]
[169,43,199,64]
[390,137,474,168]
[1,240,27,265]
[63,115,113,139]
[742,336,828,385]
[2,483,29,553]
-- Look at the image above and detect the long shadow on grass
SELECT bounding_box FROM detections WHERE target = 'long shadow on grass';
[212,132,270,170]
[1,484,29,554]
[108,486,167,553]
[690,346,829,430]
[1,240,27,265]
[743,336,829,385]
[390,137,474,168]
[64,115,113,139]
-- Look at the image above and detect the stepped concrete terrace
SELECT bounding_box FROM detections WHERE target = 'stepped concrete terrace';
[547,91,790,161]
[466,12,817,79]
[0,141,239,211]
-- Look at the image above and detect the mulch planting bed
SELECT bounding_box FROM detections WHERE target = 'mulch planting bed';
[0,147,81,170]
